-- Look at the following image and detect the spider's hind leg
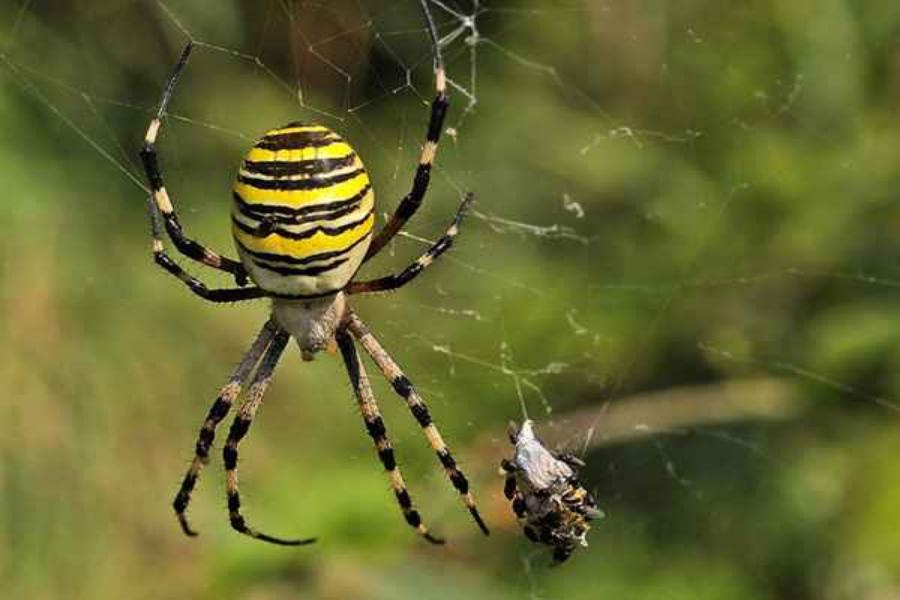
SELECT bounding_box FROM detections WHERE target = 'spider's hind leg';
[336,329,444,545]
[172,319,279,537]
[222,329,316,546]
[346,312,490,536]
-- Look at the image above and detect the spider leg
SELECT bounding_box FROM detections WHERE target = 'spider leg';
[172,319,278,536]
[347,193,472,295]
[336,329,444,545]
[363,2,449,262]
[345,312,490,536]
[222,329,316,546]
[140,42,249,287]
[148,197,268,303]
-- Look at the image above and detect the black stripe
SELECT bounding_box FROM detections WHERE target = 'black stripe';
[173,479,194,512]
[378,447,397,471]
[250,256,349,277]
[228,417,251,442]
[232,185,371,218]
[404,509,422,527]
[196,428,214,458]
[238,167,365,191]
[230,514,246,529]
[208,397,231,421]
[243,153,357,177]
[427,95,448,142]
[235,197,369,230]
[140,144,164,190]
[437,449,456,470]
[431,237,452,255]
[449,471,469,494]
[365,416,387,440]
[396,164,431,219]
[410,403,432,428]
[236,231,370,266]
[232,209,372,241]
[395,489,412,508]
[391,375,413,398]
[255,130,340,150]
[223,446,238,469]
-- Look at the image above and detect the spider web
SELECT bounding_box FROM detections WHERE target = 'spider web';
[2,1,899,599]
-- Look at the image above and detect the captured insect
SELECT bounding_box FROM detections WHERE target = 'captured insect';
[140,1,487,546]
[501,420,603,562]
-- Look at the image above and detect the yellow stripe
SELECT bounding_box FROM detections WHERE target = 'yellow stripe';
[233,212,374,258]
[245,141,355,164]
[234,171,371,208]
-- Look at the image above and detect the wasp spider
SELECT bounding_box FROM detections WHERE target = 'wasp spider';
[141,3,487,546]
[502,421,603,562]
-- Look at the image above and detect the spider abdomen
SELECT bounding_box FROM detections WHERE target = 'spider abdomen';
[232,123,374,296]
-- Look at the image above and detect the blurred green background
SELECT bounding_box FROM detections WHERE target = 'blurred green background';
[2,1,900,598]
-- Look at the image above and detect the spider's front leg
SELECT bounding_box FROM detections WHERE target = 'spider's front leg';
[141,42,264,301]
[363,1,451,262]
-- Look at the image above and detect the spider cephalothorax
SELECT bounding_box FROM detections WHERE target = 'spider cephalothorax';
[140,1,487,546]
[502,420,603,562]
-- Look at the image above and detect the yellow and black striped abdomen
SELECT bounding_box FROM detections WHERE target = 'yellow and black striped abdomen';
[232,123,374,296]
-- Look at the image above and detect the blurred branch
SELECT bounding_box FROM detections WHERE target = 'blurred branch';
[526,376,805,450]
[470,377,804,464]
